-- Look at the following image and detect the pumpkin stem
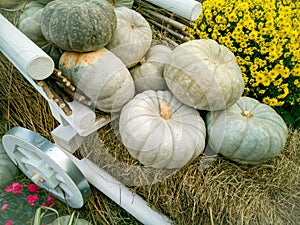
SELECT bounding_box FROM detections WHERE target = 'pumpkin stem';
[140,57,146,65]
[241,110,254,118]
[109,0,116,6]
[160,100,171,120]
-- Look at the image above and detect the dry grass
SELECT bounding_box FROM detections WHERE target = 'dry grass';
[0,6,299,225]
[80,123,300,225]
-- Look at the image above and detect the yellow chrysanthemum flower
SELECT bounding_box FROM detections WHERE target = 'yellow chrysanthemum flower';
[187,0,299,113]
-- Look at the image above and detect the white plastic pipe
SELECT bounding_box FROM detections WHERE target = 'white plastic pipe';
[0,13,54,80]
[63,150,173,225]
[145,0,202,21]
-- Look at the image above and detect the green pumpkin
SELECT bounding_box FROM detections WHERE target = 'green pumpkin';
[41,0,117,52]
[0,139,18,188]
[164,39,245,111]
[119,90,206,169]
[206,96,288,164]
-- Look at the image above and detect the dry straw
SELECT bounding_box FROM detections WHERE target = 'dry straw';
[0,4,299,225]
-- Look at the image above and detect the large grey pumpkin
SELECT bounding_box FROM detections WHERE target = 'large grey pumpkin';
[0,139,18,188]
[41,0,116,52]
[130,45,172,93]
[106,7,152,68]
[119,90,206,169]
[164,39,245,111]
[59,48,135,113]
[206,96,288,164]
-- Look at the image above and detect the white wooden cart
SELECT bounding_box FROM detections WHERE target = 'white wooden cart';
[0,1,202,224]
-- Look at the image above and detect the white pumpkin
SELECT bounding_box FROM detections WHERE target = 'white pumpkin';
[59,48,135,113]
[119,90,206,169]
[164,39,245,111]
[130,45,172,93]
[106,7,152,68]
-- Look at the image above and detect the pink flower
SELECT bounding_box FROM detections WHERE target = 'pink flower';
[5,182,23,194]
[27,184,39,193]
[5,186,12,193]
[1,203,8,211]
[42,194,55,207]
[5,220,13,225]
[26,194,39,206]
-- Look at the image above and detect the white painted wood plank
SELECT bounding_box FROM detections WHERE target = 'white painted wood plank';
[63,151,173,225]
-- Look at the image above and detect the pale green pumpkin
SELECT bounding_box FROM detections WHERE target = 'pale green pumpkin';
[206,96,288,164]
[59,48,135,113]
[106,7,152,68]
[18,1,47,47]
[119,90,206,169]
[164,39,245,111]
[0,139,18,188]
[130,45,172,93]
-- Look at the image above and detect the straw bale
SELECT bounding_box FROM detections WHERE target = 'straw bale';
[80,123,300,225]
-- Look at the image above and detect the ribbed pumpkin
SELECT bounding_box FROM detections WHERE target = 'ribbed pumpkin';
[164,39,245,111]
[18,1,47,47]
[206,96,288,164]
[0,139,18,188]
[130,45,172,93]
[41,0,116,52]
[119,90,206,169]
[59,48,135,113]
[106,7,152,68]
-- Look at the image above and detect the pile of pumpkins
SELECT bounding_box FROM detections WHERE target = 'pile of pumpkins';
[18,0,288,169]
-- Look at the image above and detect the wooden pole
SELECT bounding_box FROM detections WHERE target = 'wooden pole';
[147,18,189,42]
[0,13,54,80]
[141,9,187,31]
[144,0,202,21]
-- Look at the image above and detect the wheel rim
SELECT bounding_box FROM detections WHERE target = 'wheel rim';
[2,127,91,208]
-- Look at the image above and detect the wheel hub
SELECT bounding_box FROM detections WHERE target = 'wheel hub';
[2,127,91,208]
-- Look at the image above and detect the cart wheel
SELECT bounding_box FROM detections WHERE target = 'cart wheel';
[2,127,91,209]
